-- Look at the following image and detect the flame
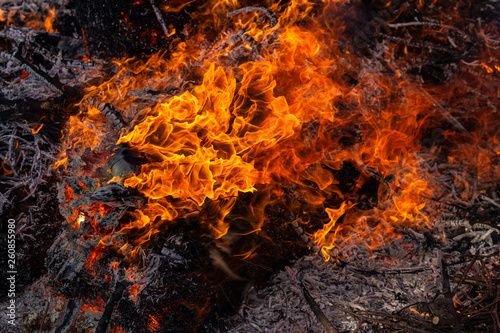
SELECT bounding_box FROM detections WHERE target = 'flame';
[128,284,142,302]
[53,156,67,170]
[313,202,352,261]
[56,0,500,264]
[1,160,13,176]
[74,212,84,230]
[409,308,431,318]
[2,5,58,32]
[43,6,56,33]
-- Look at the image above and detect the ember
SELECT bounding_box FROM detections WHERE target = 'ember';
[1,0,499,332]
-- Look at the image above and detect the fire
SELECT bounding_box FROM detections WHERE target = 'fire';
[147,315,160,330]
[0,5,58,32]
[56,0,500,266]
[128,283,142,303]
[43,6,57,33]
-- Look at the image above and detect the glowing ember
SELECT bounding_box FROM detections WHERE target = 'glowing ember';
[0,0,498,332]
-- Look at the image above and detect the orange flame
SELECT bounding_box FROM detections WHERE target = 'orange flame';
[43,6,56,33]
[56,0,500,263]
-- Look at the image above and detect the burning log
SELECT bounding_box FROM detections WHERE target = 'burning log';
[98,104,127,132]
[148,0,170,39]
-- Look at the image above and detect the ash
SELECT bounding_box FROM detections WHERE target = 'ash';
[228,220,500,332]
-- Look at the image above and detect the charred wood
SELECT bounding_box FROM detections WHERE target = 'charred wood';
[95,277,129,333]
[52,299,81,333]
[100,103,127,132]
[13,45,64,94]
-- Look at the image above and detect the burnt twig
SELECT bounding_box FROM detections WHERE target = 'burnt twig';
[329,303,437,333]
[13,45,64,94]
[101,103,128,132]
[288,317,307,333]
[149,0,170,38]
[347,264,430,276]
[494,289,500,331]
[452,255,478,294]
[386,20,472,45]
[39,300,50,333]
[286,266,339,333]
[479,194,500,209]
[0,122,58,215]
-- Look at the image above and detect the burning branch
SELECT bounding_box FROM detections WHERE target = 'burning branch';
[227,6,278,29]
